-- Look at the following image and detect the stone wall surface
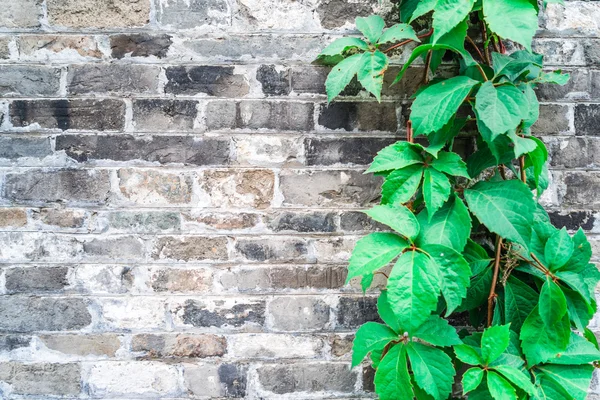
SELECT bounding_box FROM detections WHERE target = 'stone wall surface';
[0,0,598,398]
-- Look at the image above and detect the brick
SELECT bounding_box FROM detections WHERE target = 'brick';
[531,104,570,134]
[198,169,275,209]
[536,69,590,101]
[57,135,230,165]
[157,0,230,29]
[33,208,87,229]
[71,265,132,294]
[118,169,193,205]
[148,267,212,292]
[40,334,121,357]
[228,333,324,359]
[18,35,103,60]
[532,39,585,66]
[363,365,376,392]
[184,363,247,398]
[0,297,91,332]
[317,0,372,29]
[0,37,10,59]
[107,211,181,232]
[183,212,259,231]
[562,173,600,208]
[549,210,595,231]
[0,363,80,396]
[10,99,125,131]
[575,104,600,136]
[313,237,357,264]
[330,334,353,357]
[234,136,303,166]
[318,102,398,132]
[0,0,42,28]
[86,361,180,398]
[152,236,228,262]
[280,170,382,207]
[47,0,150,28]
[234,0,318,31]
[165,66,249,97]
[269,297,331,331]
[176,299,266,328]
[267,211,336,233]
[0,232,84,263]
[0,335,32,352]
[592,70,600,100]
[547,137,600,168]
[543,1,600,37]
[82,236,145,261]
[2,169,111,205]
[132,333,226,358]
[220,266,346,292]
[205,101,238,130]
[239,100,314,131]
[132,99,197,131]
[0,66,61,96]
[99,297,166,330]
[256,65,290,96]
[0,136,52,159]
[305,137,396,166]
[110,33,172,59]
[340,211,386,232]
[235,238,310,262]
[291,66,328,94]
[0,209,28,228]
[5,266,69,293]
[257,362,357,394]
[68,64,159,95]
[336,297,380,329]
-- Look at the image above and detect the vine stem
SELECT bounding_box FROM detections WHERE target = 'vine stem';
[466,35,486,62]
[487,235,503,327]
[519,156,527,183]
[383,29,434,53]
[423,50,432,84]
[407,120,414,143]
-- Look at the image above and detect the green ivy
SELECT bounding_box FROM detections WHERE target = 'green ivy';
[316,0,600,399]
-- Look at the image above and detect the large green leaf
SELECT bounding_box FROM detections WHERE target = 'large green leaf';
[522,84,540,130]
[410,0,437,22]
[504,275,538,332]
[412,315,461,347]
[463,367,484,395]
[356,15,385,43]
[374,344,414,400]
[432,0,475,41]
[548,333,600,365]
[538,277,568,326]
[422,168,451,217]
[425,118,466,158]
[411,76,479,135]
[520,305,571,365]
[475,82,528,138]
[325,53,363,102]
[366,205,420,240]
[407,342,455,400]
[387,251,441,331]
[545,228,574,271]
[416,194,472,252]
[455,343,484,365]
[481,324,511,364]
[564,287,594,332]
[357,50,389,101]
[377,291,400,332]
[487,371,517,400]
[533,374,573,400]
[422,243,471,315]
[458,267,493,312]
[464,180,535,249]
[430,151,470,178]
[346,233,409,287]
[536,364,594,400]
[561,228,592,273]
[483,0,538,50]
[493,365,535,395]
[378,23,419,45]
[367,141,423,173]
[381,164,424,205]
[318,37,369,58]
[352,322,399,367]
[524,136,548,187]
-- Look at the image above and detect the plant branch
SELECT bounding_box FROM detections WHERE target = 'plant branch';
[519,156,527,183]
[423,50,432,84]
[487,235,503,327]
[383,29,434,53]
[407,120,414,143]
[480,21,492,65]
[466,35,486,62]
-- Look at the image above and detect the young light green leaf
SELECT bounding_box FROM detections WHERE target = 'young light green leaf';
[522,84,540,129]
[407,342,455,400]
[507,130,537,158]
[545,227,574,270]
[423,168,451,217]
[411,76,479,135]
[464,180,535,250]
[430,151,470,178]
[536,364,594,400]
[524,137,548,186]
[416,195,471,252]
[584,328,599,350]
[520,305,571,365]
[548,332,600,365]
[377,291,400,332]
[356,15,385,43]
[535,70,570,85]
[357,50,389,101]
[378,23,419,45]
[539,277,568,326]
[561,228,592,273]
[387,251,441,331]
[432,0,475,42]
[381,164,424,205]
[325,53,363,102]
[352,322,399,367]
[487,371,517,400]
[463,367,484,395]
[366,141,423,173]
[374,345,415,400]
[409,0,437,22]
[455,343,484,365]
[318,37,369,57]
[481,324,511,365]
[425,118,466,157]
[493,365,535,395]
[346,233,409,286]
[504,275,538,332]
[412,315,461,347]
[365,204,420,240]
[475,82,528,138]
[483,0,538,50]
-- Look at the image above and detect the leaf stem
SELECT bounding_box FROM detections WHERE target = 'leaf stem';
[480,21,492,65]
[423,50,432,84]
[487,235,503,327]
[407,120,414,143]
[519,156,527,183]
[383,29,434,54]
[466,35,486,62]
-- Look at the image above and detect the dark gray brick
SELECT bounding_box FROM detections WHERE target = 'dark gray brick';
[257,363,357,394]
[235,238,309,262]
[181,299,265,328]
[67,64,160,95]
[318,102,398,132]
[0,335,31,352]
[305,137,396,166]
[336,297,380,329]
[0,66,61,96]
[164,66,248,97]
[205,101,314,131]
[133,99,197,132]
[267,211,336,233]
[157,0,230,29]
[256,65,290,96]
[0,297,91,332]
[536,69,590,101]
[340,211,386,232]
[547,137,600,168]
[548,211,594,231]
[291,66,328,94]
[575,104,600,136]
[0,136,52,159]
[110,33,172,59]
[218,364,248,398]
[317,0,372,29]
[562,172,600,208]
[583,39,600,66]
[5,266,69,293]
[531,104,570,134]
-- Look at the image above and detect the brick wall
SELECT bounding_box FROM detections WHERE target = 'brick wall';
[0,0,598,398]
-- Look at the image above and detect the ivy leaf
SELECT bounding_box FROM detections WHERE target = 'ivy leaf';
[351,322,399,367]
[504,275,538,332]
[374,345,415,400]
[487,371,517,400]
[533,373,573,400]
[464,239,492,276]
[422,243,471,315]
[412,315,461,347]
[381,164,424,205]
[561,228,592,273]
[425,118,466,158]
[475,82,528,138]
[346,233,409,288]
[535,364,594,400]
[407,342,455,400]
[410,0,437,22]
[481,324,511,365]
[432,0,475,42]
[564,287,594,332]
[548,333,600,365]
[356,15,385,43]
[430,151,470,178]
[524,136,548,186]
[522,84,540,130]
[483,0,538,50]
[464,180,535,250]
[411,76,479,135]
[378,23,419,45]
[387,251,441,331]
[520,305,571,365]
[545,228,574,271]
[423,168,451,217]
[325,53,364,102]
[455,343,484,365]
[377,291,400,332]
[416,194,472,252]
[463,367,484,395]
[318,37,369,58]
[507,130,537,158]
[535,70,570,85]
[366,141,423,173]
[538,277,568,326]
[365,204,420,240]
[493,365,535,395]
[357,50,389,101]
[458,267,492,312]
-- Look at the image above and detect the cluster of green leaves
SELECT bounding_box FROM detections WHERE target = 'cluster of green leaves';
[316,0,600,399]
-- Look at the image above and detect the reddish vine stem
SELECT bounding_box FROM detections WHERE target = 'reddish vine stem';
[487,235,503,327]
[466,35,486,62]
[407,120,414,143]
[383,29,434,53]
[423,50,432,84]
[480,21,492,65]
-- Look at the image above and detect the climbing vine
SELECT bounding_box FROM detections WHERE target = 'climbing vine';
[317,0,600,399]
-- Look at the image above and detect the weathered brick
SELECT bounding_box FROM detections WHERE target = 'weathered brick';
[82,236,145,261]
[18,35,103,60]
[313,237,357,264]
[157,0,230,29]
[0,363,81,396]
[543,1,600,37]
[0,209,28,228]
[532,39,584,66]
[562,172,600,208]
[118,169,192,205]
[0,297,91,332]
[305,137,396,166]
[107,211,181,232]
[575,104,600,135]
[5,266,69,293]
[318,102,398,132]
[291,66,328,94]
[256,65,290,96]
[152,236,229,262]
[233,0,318,31]
[71,265,132,294]
[0,232,84,263]
[531,104,571,134]
[0,136,52,159]
[0,37,10,59]
[110,33,172,59]
[2,169,111,205]
[257,362,357,394]
[198,169,275,209]
[340,211,386,232]
[317,0,372,29]
[57,135,230,165]
[10,99,125,131]
[176,299,266,328]
[234,136,303,166]
[269,297,331,331]
[32,208,87,229]
[40,334,121,357]
[205,101,238,130]
[0,66,61,96]
[132,333,226,358]
[68,64,159,95]
[228,333,324,359]
[549,210,595,231]
[536,69,590,101]
[241,101,314,131]
[165,66,249,97]
[330,334,353,357]
[47,0,150,28]
[592,70,600,100]
[148,267,212,292]
[267,211,336,233]
[99,298,166,330]
[280,170,382,207]
[235,238,310,262]
[336,297,380,329]
[184,363,248,398]
[547,137,600,168]
[132,99,197,131]
[0,0,42,28]
[0,335,32,352]
[182,212,259,231]
[363,365,376,392]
